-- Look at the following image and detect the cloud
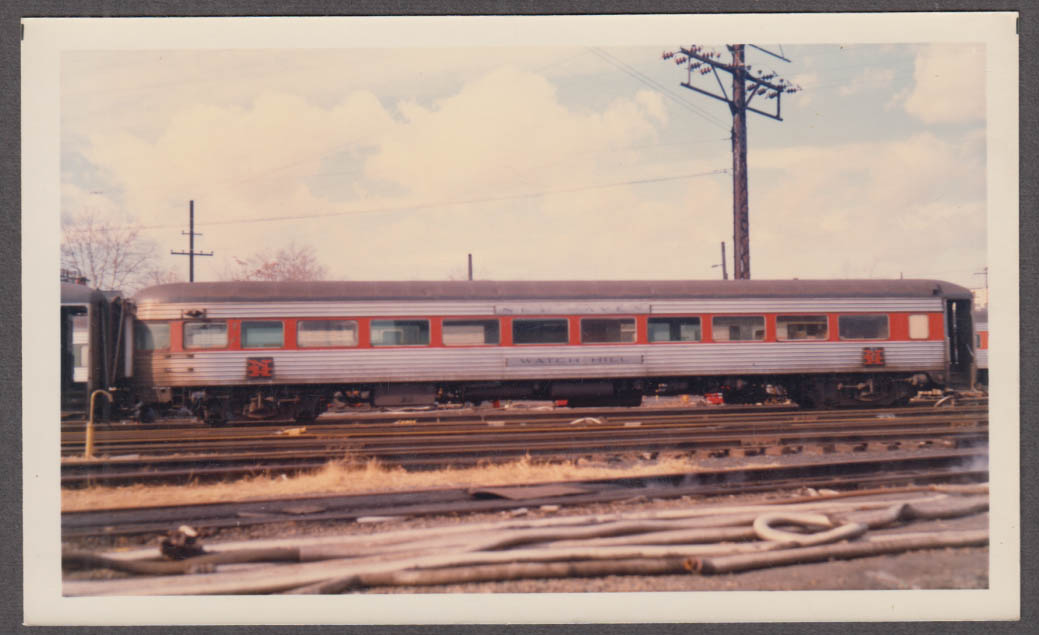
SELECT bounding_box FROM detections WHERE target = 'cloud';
[748,131,985,281]
[70,63,687,281]
[902,44,985,124]
[838,67,895,96]
[365,67,667,200]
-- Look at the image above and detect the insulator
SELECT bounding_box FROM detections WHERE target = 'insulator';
[757,87,766,95]
[691,62,701,69]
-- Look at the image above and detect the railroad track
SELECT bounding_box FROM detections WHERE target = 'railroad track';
[58,399,982,437]
[61,447,988,539]
[60,404,987,485]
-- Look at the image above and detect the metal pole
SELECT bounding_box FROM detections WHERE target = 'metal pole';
[85,389,113,459]
[721,241,728,280]
[468,253,473,281]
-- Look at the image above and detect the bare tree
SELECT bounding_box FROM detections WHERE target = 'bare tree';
[61,210,158,292]
[140,267,184,287]
[228,242,328,281]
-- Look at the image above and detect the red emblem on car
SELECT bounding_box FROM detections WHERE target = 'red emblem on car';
[246,357,274,378]
[861,347,885,367]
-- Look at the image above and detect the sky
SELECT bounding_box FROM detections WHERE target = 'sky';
[59,26,990,293]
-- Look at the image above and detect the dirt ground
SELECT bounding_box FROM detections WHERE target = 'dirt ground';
[353,547,987,593]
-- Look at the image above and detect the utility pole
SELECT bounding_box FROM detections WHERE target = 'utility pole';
[730,45,749,280]
[712,241,728,280]
[974,266,988,290]
[663,44,800,279]
[468,253,473,281]
[171,200,214,282]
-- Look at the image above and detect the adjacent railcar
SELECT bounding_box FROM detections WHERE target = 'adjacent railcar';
[130,279,975,424]
[61,282,131,417]
[974,308,988,385]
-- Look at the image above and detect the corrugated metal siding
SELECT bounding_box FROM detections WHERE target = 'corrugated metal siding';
[135,301,500,319]
[134,341,945,387]
[135,296,944,320]
[651,298,944,313]
[641,341,943,375]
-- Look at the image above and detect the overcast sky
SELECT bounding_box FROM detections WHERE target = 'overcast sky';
[58,23,991,291]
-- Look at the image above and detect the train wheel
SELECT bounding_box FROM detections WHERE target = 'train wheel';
[293,410,317,423]
[292,395,325,423]
[202,398,229,427]
[617,391,643,407]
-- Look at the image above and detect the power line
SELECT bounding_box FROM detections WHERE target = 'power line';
[81,130,728,203]
[66,167,730,233]
[589,48,730,131]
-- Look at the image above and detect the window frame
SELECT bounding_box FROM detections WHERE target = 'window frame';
[837,314,890,341]
[182,320,229,350]
[776,314,829,342]
[647,316,702,344]
[369,318,431,347]
[907,314,930,340]
[296,318,360,349]
[511,317,570,346]
[579,317,637,344]
[710,315,766,343]
[240,319,285,349]
[134,320,171,351]
[442,318,501,347]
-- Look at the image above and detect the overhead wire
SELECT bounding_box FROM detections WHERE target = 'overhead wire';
[67,168,730,233]
[587,47,731,131]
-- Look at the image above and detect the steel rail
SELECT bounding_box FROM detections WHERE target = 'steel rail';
[59,401,985,435]
[60,406,987,457]
[60,416,987,486]
[61,448,988,539]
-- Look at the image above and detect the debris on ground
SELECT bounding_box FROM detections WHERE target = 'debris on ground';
[62,483,988,596]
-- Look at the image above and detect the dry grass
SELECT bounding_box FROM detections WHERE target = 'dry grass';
[60,454,708,512]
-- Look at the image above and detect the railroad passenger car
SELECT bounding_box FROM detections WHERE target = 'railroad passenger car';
[129,279,975,425]
[974,308,988,385]
[61,282,131,417]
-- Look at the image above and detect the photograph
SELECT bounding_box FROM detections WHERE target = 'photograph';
[23,12,1019,624]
